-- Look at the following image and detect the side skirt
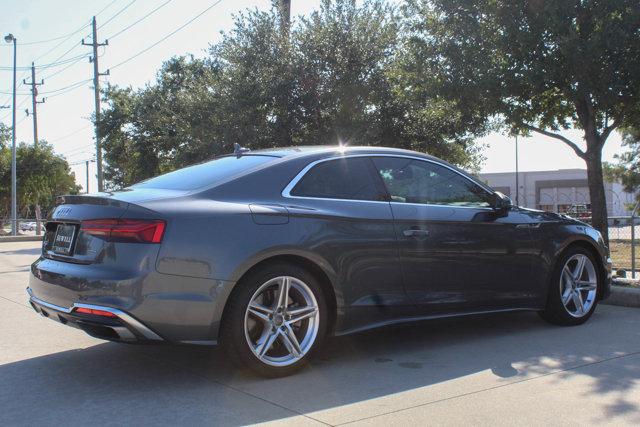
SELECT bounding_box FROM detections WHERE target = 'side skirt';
[334,307,540,337]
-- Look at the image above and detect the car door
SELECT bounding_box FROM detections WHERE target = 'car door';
[370,156,537,314]
[282,156,413,332]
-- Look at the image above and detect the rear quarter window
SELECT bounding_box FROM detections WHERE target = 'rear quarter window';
[290,157,384,201]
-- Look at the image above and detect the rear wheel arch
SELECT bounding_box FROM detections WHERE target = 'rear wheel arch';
[221,254,339,337]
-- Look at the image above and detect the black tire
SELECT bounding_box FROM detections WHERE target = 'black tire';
[539,246,600,326]
[220,262,328,377]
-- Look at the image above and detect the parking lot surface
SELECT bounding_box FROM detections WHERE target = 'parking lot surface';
[1,241,639,426]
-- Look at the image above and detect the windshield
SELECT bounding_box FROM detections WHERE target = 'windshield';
[131,155,277,191]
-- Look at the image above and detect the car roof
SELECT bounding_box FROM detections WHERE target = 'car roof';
[247,145,440,162]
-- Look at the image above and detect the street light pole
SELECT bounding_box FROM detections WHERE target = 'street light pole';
[5,34,17,236]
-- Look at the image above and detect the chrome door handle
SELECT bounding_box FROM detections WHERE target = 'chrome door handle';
[403,228,429,237]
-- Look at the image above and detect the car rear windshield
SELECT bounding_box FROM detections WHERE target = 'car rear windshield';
[131,155,277,191]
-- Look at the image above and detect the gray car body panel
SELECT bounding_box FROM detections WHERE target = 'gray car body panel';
[28,146,612,343]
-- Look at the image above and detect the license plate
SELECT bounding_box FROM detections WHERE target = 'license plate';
[52,224,76,255]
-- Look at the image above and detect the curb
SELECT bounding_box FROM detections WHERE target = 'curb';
[603,285,640,308]
[0,235,43,242]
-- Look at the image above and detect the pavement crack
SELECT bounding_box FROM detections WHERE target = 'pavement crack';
[336,350,640,426]
[0,294,30,309]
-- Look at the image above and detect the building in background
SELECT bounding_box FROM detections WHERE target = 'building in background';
[479,169,636,217]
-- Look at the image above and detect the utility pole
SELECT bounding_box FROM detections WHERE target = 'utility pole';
[24,62,45,146]
[82,16,109,192]
[86,160,90,194]
[24,62,45,236]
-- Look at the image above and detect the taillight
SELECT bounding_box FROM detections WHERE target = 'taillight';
[74,307,117,318]
[81,219,166,243]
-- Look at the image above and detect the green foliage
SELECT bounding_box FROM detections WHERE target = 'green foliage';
[99,0,487,189]
[404,0,640,139]
[605,126,640,204]
[403,0,640,241]
[0,127,80,219]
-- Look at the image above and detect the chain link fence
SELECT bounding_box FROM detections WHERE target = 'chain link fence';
[608,216,639,278]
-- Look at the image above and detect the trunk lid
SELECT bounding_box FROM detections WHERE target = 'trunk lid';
[44,189,177,263]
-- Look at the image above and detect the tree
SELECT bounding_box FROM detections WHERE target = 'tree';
[405,0,640,244]
[0,132,80,232]
[100,56,224,188]
[99,0,487,189]
[605,126,640,210]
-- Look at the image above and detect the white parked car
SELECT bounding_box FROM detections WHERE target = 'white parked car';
[20,222,37,231]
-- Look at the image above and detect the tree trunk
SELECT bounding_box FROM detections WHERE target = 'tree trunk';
[35,204,42,236]
[584,149,609,246]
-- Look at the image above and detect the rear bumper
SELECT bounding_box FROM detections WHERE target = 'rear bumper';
[29,256,234,344]
[27,287,164,343]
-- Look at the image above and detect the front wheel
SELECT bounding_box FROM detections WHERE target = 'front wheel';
[221,263,327,377]
[539,247,600,326]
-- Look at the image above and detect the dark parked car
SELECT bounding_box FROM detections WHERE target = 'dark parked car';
[28,146,611,376]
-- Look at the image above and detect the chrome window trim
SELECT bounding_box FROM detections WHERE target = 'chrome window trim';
[281,153,496,209]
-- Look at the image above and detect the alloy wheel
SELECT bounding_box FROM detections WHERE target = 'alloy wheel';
[559,254,598,318]
[244,276,320,367]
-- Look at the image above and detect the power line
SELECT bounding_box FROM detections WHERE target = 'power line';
[95,0,123,18]
[109,0,224,71]
[43,81,92,99]
[0,89,30,95]
[62,147,94,157]
[48,124,93,143]
[0,53,90,71]
[7,30,88,47]
[68,158,96,166]
[39,79,93,95]
[16,114,29,126]
[0,79,91,98]
[0,1,121,98]
[0,97,29,122]
[107,0,173,40]
[98,0,137,30]
[32,21,92,64]
[41,55,88,80]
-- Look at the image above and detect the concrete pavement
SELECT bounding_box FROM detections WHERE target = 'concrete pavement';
[1,241,639,426]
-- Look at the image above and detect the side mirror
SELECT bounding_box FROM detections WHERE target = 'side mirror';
[491,191,513,211]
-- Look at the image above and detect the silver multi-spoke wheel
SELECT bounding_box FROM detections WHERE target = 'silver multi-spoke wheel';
[244,276,320,367]
[559,254,598,318]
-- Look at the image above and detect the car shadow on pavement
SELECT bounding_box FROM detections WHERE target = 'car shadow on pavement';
[0,247,42,257]
[1,308,639,425]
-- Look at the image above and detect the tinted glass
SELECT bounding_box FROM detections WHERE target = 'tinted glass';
[132,155,276,190]
[291,157,383,201]
[372,157,491,207]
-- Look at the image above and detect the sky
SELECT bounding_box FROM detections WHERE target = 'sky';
[0,0,624,192]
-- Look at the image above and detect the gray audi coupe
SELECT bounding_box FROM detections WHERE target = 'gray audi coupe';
[28,145,612,376]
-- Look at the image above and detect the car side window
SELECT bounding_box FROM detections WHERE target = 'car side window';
[290,157,384,201]
[371,157,492,207]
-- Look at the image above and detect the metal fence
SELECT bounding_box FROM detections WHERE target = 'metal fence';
[607,215,639,278]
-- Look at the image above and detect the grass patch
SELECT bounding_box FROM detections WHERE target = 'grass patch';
[610,240,637,271]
